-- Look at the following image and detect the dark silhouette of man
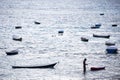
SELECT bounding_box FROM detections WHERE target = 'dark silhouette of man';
[83,58,87,74]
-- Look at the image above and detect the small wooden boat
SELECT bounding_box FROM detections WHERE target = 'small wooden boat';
[106,46,118,54]
[105,41,115,46]
[6,50,18,55]
[112,24,117,27]
[15,26,22,29]
[13,37,22,41]
[95,23,101,27]
[91,26,100,29]
[93,34,110,38]
[12,62,57,69]
[100,13,104,15]
[90,67,105,71]
[91,23,101,29]
[81,37,88,42]
[58,30,64,34]
[34,21,40,24]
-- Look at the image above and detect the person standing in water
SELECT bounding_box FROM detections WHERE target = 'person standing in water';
[83,58,87,74]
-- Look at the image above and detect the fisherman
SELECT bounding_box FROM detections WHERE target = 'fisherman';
[83,58,87,74]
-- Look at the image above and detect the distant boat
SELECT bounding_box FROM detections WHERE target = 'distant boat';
[12,62,57,69]
[90,67,105,71]
[58,30,64,36]
[91,23,101,29]
[105,41,115,46]
[106,46,118,54]
[91,26,100,29]
[13,37,22,41]
[100,13,104,15]
[112,24,117,27]
[93,34,110,38]
[81,37,88,42]
[6,50,18,55]
[15,26,22,29]
[58,30,64,34]
[34,21,41,24]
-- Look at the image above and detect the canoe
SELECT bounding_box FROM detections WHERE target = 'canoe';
[81,37,88,42]
[34,21,40,24]
[91,23,101,29]
[58,30,64,34]
[93,34,110,38]
[13,37,22,41]
[90,67,105,71]
[100,13,104,15]
[105,41,115,46]
[112,24,117,27]
[6,50,18,55]
[12,62,57,69]
[91,26,100,29]
[15,26,22,29]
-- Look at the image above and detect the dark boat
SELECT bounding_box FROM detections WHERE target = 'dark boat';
[93,34,110,38]
[58,30,64,34]
[6,50,18,55]
[90,67,105,71]
[81,37,88,42]
[12,62,57,69]
[106,46,118,54]
[15,26,22,29]
[13,37,22,41]
[91,26,100,29]
[100,13,104,15]
[112,24,117,27]
[91,23,101,29]
[34,21,41,24]
[105,41,115,46]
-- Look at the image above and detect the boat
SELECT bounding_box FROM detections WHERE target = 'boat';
[15,26,22,29]
[90,67,105,71]
[34,21,40,24]
[81,37,88,42]
[100,13,104,15]
[91,23,101,29]
[95,23,101,27]
[106,46,118,54]
[105,41,115,46]
[13,37,22,41]
[12,62,57,69]
[112,24,117,27]
[6,50,18,55]
[93,34,110,38]
[91,26,100,29]
[58,30,64,34]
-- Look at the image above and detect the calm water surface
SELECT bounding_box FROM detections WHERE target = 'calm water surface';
[0,0,120,80]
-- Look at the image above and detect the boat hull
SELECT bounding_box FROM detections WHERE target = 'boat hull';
[6,50,18,55]
[93,34,110,38]
[90,67,105,71]
[12,62,57,69]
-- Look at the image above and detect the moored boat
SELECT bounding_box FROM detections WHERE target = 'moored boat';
[13,37,22,41]
[34,21,40,24]
[91,26,100,29]
[93,34,110,38]
[15,26,22,29]
[6,50,18,55]
[90,67,105,71]
[106,46,118,54]
[12,62,57,69]
[105,41,115,46]
[81,37,89,42]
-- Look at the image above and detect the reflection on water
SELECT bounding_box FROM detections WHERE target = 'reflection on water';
[0,0,120,80]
